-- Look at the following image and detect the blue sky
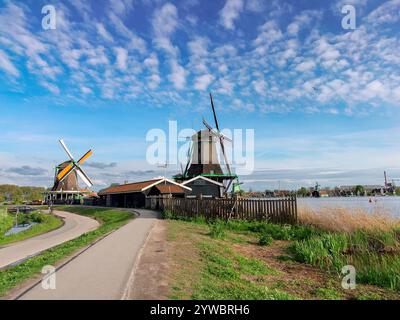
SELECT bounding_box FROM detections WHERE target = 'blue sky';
[0,0,400,191]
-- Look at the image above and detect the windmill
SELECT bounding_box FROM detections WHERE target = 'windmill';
[46,139,93,204]
[176,93,238,195]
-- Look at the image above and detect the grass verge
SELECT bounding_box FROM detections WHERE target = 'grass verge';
[0,206,133,297]
[167,219,294,300]
[0,211,63,247]
[0,208,13,237]
[165,211,400,299]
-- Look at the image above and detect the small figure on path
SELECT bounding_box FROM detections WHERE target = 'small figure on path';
[48,201,54,214]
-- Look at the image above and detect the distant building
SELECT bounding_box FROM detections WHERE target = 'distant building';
[338,185,385,195]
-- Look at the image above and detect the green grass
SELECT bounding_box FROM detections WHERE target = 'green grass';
[0,208,13,237]
[289,229,400,291]
[258,234,273,246]
[314,287,342,300]
[191,241,293,300]
[0,211,63,247]
[162,210,321,241]
[208,220,227,239]
[165,210,400,293]
[0,206,133,297]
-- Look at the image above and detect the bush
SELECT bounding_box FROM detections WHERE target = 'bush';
[258,234,273,246]
[162,210,175,220]
[26,212,45,223]
[209,220,227,239]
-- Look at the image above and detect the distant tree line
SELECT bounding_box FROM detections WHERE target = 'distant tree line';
[0,185,45,204]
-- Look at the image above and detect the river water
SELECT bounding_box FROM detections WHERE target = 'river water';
[297,196,400,218]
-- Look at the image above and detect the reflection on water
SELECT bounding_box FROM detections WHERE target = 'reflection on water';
[4,222,37,236]
[298,196,400,218]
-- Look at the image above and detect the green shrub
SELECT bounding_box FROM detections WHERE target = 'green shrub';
[258,234,273,246]
[290,229,400,291]
[26,212,45,223]
[0,209,14,236]
[162,209,175,220]
[209,220,227,239]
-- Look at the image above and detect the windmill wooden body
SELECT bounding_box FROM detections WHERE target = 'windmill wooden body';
[45,140,94,204]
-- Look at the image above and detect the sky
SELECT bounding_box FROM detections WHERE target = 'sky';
[0,0,400,191]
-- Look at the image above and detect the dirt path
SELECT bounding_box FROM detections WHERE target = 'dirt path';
[126,219,169,300]
[0,210,99,269]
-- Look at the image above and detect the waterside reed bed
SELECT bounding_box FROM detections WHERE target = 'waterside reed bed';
[164,205,400,292]
[293,206,400,291]
[298,206,400,233]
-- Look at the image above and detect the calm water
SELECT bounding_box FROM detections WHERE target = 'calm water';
[298,197,400,218]
[4,222,37,236]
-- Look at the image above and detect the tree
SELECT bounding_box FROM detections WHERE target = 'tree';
[355,185,365,196]
[297,187,310,197]
[396,187,400,196]
[0,185,45,203]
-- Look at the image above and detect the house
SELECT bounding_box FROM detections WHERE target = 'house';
[181,175,224,198]
[98,178,191,208]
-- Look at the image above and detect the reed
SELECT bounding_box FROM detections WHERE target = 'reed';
[298,205,400,233]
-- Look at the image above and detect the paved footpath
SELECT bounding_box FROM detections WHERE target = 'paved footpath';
[17,209,159,300]
[0,210,100,269]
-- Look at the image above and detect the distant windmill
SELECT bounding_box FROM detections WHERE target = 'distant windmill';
[46,139,93,204]
[54,139,93,189]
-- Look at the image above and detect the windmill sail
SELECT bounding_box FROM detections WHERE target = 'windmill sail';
[209,93,232,176]
[56,139,93,188]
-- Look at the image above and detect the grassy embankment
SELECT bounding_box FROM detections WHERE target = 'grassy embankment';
[0,208,63,247]
[164,207,400,300]
[0,206,133,297]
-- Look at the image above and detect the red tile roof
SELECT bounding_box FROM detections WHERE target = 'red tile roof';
[98,179,162,195]
[153,184,186,194]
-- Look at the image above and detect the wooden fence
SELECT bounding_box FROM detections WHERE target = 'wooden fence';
[148,196,297,224]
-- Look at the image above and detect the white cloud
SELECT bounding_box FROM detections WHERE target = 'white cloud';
[194,73,213,91]
[169,60,186,90]
[361,80,389,100]
[253,20,283,55]
[0,49,19,77]
[108,12,147,54]
[188,37,209,57]
[366,0,400,25]
[219,0,244,30]
[144,53,159,71]
[81,86,92,94]
[287,10,321,36]
[40,81,60,94]
[148,73,161,89]
[232,98,255,111]
[246,0,264,13]
[114,47,128,71]
[152,3,179,37]
[217,78,234,95]
[252,79,266,95]
[96,23,113,42]
[110,0,134,15]
[295,60,316,72]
